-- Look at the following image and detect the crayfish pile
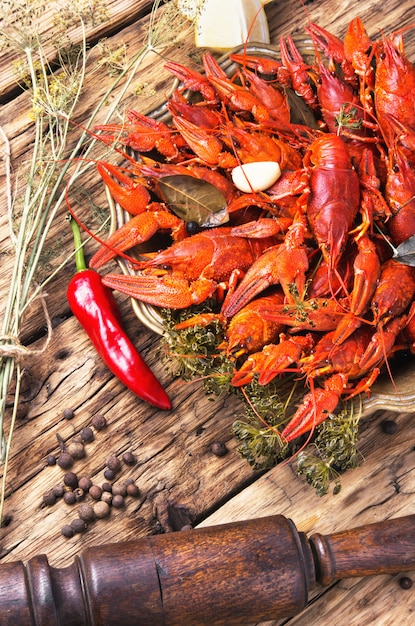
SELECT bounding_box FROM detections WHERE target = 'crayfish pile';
[89,18,415,492]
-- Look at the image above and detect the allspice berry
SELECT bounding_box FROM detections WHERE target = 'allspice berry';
[91,414,107,431]
[89,485,103,500]
[46,454,57,466]
[63,408,75,420]
[63,472,78,489]
[63,491,76,505]
[211,441,228,457]
[73,488,85,502]
[70,518,87,534]
[103,468,116,481]
[101,491,113,505]
[112,495,125,509]
[126,483,140,498]
[122,451,136,466]
[112,483,127,497]
[52,484,65,498]
[80,427,94,443]
[61,524,75,538]
[42,491,56,506]
[78,476,92,492]
[93,501,111,519]
[66,442,85,460]
[106,455,121,473]
[57,452,74,470]
[78,503,96,523]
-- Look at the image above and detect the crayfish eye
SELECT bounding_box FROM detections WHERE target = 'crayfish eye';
[186,221,201,235]
[379,51,386,60]
[393,164,400,173]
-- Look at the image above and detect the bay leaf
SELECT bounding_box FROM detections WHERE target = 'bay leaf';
[158,175,229,227]
[393,234,415,266]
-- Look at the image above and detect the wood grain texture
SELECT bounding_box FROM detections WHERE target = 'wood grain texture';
[1,1,415,625]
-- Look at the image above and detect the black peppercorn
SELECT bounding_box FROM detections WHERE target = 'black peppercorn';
[91,414,107,431]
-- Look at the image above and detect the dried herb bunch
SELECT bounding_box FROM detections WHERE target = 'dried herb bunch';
[0,0,192,526]
[160,305,362,495]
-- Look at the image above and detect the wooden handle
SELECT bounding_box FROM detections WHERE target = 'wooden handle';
[0,515,315,626]
[310,514,415,586]
[0,514,414,625]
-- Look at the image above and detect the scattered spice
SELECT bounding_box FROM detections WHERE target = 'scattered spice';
[63,491,77,505]
[80,427,94,443]
[78,476,93,492]
[93,501,111,519]
[103,468,116,481]
[57,453,74,470]
[381,419,398,435]
[399,576,413,589]
[63,472,79,488]
[211,441,228,457]
[106,455,121,473]
[66,441,86,460]
[61,525,75,538]
[71,518,87,534]
[89,485,103,500]
[112,495,125,509]
[78,503,96,523]
[42,491,57,507]
[63,408,75,420]
[46,455,57,466]
[122,451,136,466]
[91,414,107,431]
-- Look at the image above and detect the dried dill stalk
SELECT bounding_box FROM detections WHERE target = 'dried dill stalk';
[0,0,192,527]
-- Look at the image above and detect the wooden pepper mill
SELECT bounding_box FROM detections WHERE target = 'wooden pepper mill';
[0,514,414,625]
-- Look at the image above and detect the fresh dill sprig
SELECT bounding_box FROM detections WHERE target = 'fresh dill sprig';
[296,405,362,496]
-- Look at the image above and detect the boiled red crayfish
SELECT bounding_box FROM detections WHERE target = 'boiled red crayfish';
[83,18,415,450]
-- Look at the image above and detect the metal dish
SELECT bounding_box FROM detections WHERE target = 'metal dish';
[106,43,415,417]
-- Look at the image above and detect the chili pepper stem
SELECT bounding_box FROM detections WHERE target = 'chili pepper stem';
[67,215,87,272]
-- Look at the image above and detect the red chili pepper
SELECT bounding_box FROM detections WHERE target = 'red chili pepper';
[66,216,171,411]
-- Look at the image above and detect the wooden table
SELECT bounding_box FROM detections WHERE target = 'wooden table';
[1,1,415,624]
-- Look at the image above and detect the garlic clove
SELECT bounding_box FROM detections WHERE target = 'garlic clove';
[231,161,282,193]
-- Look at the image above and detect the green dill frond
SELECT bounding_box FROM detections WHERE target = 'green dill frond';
[296,447,342,496]
[296,403,362,495]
